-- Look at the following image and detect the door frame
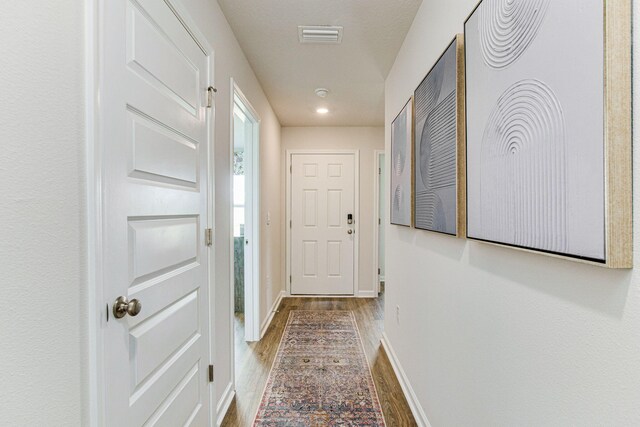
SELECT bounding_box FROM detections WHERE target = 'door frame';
[372,150,385,294]
[285,149,360,297]
[86,1,216,424]
[229,78,261,344]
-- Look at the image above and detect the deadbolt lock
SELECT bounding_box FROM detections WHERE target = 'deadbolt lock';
[113,296,142,319]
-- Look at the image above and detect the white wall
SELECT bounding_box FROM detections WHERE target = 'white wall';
[1,0,281,424]
[179,0,283,415]
[281,127,384,297]
[0,2,86,424]
[384,1,640,426]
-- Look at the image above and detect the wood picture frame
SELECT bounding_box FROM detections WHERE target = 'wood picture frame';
[390,98,415,227]
[603,0,633,268]
[464,0,632,268]
[413,35,467,238]
[456,34,467,238]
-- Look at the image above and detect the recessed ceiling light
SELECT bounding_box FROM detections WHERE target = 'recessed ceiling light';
[316,107,329,114]
[315,88,329,98]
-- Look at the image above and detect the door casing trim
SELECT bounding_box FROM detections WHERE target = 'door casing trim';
[285,149,361,297]
[373,150,385,295]
[229,77,262,359]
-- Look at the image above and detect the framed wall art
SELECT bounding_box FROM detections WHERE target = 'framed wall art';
[414,34,466,237]
[391,98,414,227]
[464,0,631,267]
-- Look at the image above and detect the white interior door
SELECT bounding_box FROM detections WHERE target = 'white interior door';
[290,153,356,295]
[101,0,212,425]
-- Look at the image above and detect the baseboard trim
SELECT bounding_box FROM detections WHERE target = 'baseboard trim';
[216,381,235,426]
[380,333,431,427]
[358,290,378,298]
[260,291,285,338]
[285,294,359,298]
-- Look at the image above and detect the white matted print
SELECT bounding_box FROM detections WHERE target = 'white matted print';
[465,0,605,261]
[391,99,413,227]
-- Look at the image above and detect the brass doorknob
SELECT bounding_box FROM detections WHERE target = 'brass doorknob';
[113,296,142,319]
[347,229,353,235]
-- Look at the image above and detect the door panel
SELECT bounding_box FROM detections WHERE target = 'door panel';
[291,154,355,295]
[128,110,199,187]
[327,241,342,277]
[102,0,212,425]
[126,0,202,115]
[303,190,318,226]
[128,216,199,283]
[303,241,318,277]
[327,190,342,227]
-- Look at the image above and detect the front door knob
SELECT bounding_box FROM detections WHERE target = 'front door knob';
[113,296,142,319]
[347,229,353,235]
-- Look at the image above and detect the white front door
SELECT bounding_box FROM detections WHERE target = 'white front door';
[290,153,356,295]
[100,0,212,425]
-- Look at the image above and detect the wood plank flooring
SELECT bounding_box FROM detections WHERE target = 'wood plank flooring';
[221,294,417,426]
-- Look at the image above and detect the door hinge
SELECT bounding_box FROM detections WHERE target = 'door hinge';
[379,167,381,174]
[290,275,292,284]
[206,86,217,108]
[208,364,214,382]
[290,165,292,174]
[290,220,292,228]
[205,228,213,247]
[378,218,381,225]
[378,268,381,274]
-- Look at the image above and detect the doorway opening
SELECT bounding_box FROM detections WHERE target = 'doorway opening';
[231,81,261,351]
[374,150,385,294]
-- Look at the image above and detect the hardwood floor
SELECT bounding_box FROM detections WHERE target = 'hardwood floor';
[221,294,417,426]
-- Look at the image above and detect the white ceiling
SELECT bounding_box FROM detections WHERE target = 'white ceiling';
[217,0,423,127]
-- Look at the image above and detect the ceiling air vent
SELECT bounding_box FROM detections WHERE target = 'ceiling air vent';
[298,26,343,44]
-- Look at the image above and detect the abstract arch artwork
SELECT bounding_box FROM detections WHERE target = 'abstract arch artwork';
[480,79,567,253]
[465,0,632,266]
[478,0,550,69]
[390,99,413,226]
[414,36,466,236]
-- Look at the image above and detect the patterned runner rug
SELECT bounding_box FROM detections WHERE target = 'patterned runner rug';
[254,310,386,426]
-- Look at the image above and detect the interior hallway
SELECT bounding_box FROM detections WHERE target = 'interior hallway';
[223,293,416,426]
